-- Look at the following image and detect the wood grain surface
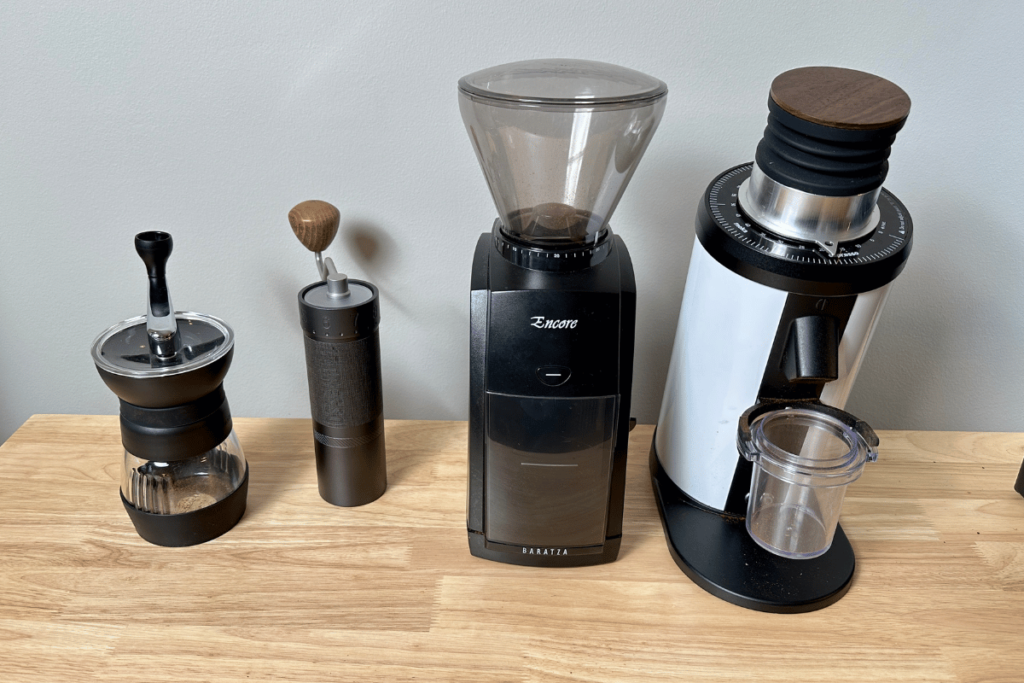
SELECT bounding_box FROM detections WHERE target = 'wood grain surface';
[288,200,340,253]
[1,415,1022,682]
[770,66,911,130]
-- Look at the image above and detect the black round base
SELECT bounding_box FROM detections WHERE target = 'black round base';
[650,443,854,613]
[120,466,248,547]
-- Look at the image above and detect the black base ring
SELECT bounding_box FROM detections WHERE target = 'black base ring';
[121,466,248,547]
[650,438,854,613]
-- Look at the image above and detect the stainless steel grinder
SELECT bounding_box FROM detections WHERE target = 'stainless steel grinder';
[651,67,913,611]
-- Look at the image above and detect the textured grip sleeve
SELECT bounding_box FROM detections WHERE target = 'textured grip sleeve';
[303,332,383,428]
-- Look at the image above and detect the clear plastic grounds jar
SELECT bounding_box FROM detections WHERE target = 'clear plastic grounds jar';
[737,404,878,559]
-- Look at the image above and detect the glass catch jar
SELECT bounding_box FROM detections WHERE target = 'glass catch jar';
[121,432,246,515]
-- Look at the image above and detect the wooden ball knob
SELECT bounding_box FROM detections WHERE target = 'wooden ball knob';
[770,66,911,130]
[289,200,340,253]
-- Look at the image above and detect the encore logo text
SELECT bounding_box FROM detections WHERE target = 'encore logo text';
[530,316,578,330]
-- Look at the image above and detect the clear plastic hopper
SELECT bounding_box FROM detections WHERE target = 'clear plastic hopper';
[459,59,667,246]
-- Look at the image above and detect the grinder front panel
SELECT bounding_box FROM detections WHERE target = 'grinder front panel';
[485,393,616,548]
[467,232,635,566]
[484,288,620,552]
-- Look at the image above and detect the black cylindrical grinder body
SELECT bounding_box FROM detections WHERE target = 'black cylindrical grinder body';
[298,279,387,507]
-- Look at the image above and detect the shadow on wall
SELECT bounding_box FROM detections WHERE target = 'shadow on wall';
[340,219,406,307]
[627,154,733,424]
[845,195,1019,432]
[338,219,467,420]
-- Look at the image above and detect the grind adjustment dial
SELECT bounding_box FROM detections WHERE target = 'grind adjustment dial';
[698,164,913,296]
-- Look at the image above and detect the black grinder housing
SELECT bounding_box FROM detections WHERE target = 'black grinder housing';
[459,60,667,566]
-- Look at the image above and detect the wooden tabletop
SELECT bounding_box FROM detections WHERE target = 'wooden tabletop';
[1,416,1023,682]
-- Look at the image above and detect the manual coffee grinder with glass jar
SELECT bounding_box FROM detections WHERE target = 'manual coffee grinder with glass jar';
[92,232,247,546]
[652,66,912,611]
[460,59,666,566]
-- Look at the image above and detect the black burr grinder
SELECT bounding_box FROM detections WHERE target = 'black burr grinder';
[1015,459,1024,498]
[289,200,386,506]
[91,232,248,546]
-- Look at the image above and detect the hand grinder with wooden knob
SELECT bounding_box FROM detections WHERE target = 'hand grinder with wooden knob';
[289,200,386,506]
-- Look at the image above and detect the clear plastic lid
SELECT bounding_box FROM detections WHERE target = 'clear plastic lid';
[91,312,233,378]
[459,59,667,108]
[459,59,667,246]
[739,406,878,486]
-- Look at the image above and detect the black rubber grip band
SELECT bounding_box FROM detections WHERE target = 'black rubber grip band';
[755,97,906,197]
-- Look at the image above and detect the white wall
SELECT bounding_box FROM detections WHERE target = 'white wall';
[2,1,1022,442]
